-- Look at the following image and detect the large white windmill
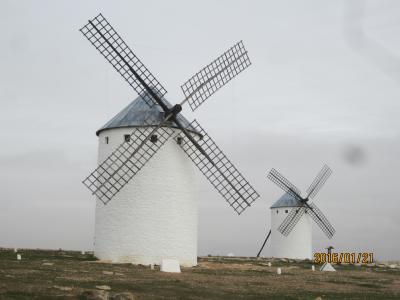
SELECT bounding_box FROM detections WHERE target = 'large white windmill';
[79,14,259,267]
[257,165,335,260]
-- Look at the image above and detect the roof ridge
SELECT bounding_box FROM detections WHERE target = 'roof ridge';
[96,95,194,136]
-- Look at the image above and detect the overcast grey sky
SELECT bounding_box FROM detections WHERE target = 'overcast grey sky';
[0,0,399,260]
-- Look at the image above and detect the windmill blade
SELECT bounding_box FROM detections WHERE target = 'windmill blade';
[306,164,332,199]
[80,14,167,108]
[307,202,336,239]
[82,122,174,204]
[267,169,303,202]
[175,120,259,215]
[181,41,251,111]
[277,206,306,236]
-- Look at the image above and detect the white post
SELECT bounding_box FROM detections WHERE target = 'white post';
[17,254,21,260]
[312,265,315,271]
[277,267,282,275]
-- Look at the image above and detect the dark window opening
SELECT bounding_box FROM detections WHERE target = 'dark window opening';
[124,134,130,142]
[176,136,183,145]
[285,210,288,213]
[150,134,158,143]
[105,137,109,144]
[276,210,279,214]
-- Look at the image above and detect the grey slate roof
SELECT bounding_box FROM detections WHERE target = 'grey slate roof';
[96,95,196,136]
[270,192,302,209]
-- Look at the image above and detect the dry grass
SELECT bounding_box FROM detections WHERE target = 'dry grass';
[0,249,399,299]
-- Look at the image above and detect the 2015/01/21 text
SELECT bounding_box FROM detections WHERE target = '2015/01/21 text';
[314,252,374,264]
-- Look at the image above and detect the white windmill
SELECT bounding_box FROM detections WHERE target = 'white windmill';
[79,14,259,267]
[257,165,335,260]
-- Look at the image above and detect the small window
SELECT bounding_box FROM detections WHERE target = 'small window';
[285,210,288,213]
[150,134,158,143]
[276,210,279,214]
[105,137,109,144]
[124,134,130,142]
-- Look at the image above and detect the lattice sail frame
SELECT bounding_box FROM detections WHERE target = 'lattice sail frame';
[175,120,259,214]
[80,13,167,107]
[83,123,174,204]
[278,206,306,236]
[268,166,335,239]
[181,41,251,111]
[308,202,335,238]
[80,14,259,210]
[306,164,332,199]
[267,168,303,202]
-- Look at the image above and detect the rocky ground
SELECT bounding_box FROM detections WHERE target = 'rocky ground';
[0,248,399,299]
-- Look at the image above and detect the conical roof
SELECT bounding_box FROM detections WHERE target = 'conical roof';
[96,95,196,136]
[270,192,302,209]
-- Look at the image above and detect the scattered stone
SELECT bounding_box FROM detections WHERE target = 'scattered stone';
[111,292,136,300]
[42,262,54,266]
[5,275,14,278]
[280,258,288,262]
[160,259,181,273]
[53,285,72,291]
[377,264,387,268]
[267,262,272,267]
[96,285,111,290]
[320,262,336,272]
[315,297,323,300]
[277,267,282,275]
[102,271,114,275]
[115,272,124,276]
[82,290,109,300]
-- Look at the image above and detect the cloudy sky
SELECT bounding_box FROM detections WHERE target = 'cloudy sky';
[1,0,399,260]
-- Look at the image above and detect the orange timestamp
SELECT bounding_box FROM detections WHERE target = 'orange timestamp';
[314,252,374,264]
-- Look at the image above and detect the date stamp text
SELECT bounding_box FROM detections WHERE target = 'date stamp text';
[314,252,374,264]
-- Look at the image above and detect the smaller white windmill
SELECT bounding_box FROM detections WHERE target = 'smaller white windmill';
[257,165,335,260]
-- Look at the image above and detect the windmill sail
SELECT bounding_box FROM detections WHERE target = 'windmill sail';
[267,168,303,202]
[306,164,332,199]
[181,41,251,111]
[308,202,335,238]
[80,14,259,211]
[267,165,335,238]
[80,14,167,107]
[175,120,259,214]
[278,206,306,236]
[83,123,174,204]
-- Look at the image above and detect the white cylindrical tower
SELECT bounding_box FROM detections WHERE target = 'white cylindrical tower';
[93,95,199,267]
[269,193,312,259]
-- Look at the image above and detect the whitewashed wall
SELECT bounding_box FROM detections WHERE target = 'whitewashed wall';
[94,127,198,267]
[270,207,312,259]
